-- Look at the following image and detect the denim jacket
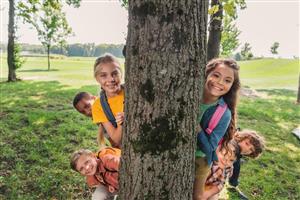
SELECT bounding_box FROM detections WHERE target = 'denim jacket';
[197,97,231,166]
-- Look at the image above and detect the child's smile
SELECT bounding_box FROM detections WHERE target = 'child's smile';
[96,62,122,97]
[204,64,234,101]
[76,155,98,176]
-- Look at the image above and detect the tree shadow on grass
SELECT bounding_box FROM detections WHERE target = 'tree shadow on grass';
[0,80,101,199]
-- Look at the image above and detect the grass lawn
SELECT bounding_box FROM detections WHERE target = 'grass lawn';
[239,59,299,90]
[0,56,299,199]
[1,55,299,90]
[0,55,125,88]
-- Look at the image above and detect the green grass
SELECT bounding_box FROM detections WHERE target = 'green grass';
[239,59,299,90]
[0,81,299,199]
[227,90,300,200]
[0,55,125,88]
[0,55,298,89]
[0,56,299,199]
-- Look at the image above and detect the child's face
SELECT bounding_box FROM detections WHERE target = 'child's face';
[75,96,94,117]
[95,62,122,96]
[205,64,234,98]
[216,146,236,168]
[76,154,98,176]
[239,138,255,155]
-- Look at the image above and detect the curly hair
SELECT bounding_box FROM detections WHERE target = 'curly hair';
[234,129,265,158]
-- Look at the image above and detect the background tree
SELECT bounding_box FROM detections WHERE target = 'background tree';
[207,0,246,61]
[119,0,208,199]
[18,0,81,70]
[7,0,17,81]
[220,15,240,57]
[270,42,279,56]
[297,73,300,104]
[240,42,253,60]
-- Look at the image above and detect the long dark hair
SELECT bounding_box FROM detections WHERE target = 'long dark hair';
[205,58,240,149]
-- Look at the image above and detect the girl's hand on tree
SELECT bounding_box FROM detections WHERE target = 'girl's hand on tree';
[116,112,124,125]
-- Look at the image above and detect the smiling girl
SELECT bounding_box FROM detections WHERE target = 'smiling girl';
[92,54,124,148]
[193,58,241,200]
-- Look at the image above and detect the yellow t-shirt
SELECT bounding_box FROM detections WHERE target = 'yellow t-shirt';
[92,89,124,124]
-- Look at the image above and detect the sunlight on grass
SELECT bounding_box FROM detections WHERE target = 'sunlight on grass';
[0,65,299,199]
[284,143,299,152]
[33,118,46,126]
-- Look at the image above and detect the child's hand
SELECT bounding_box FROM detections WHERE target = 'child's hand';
[115,112,124,125]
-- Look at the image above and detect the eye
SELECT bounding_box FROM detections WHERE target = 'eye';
[112,71,119,77]
[213,73,220,78]
[99,74,107,78]
[225,79,232,83]
[79,166,84,172]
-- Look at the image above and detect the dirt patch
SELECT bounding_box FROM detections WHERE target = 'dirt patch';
[240,87,264,98]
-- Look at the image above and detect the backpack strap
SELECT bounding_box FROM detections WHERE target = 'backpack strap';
[205,103,228,135]
[100,90,118,128]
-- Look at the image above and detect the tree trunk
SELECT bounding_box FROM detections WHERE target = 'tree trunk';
[297,73,300,104]
[47,45,50,71]
[119,1,208,199]
[207,0,223,61]
[7,0,17,82]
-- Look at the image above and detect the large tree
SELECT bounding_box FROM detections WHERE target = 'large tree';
[119,0,209,199]
[7,0,17,81]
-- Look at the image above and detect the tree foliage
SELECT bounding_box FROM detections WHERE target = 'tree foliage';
[220,15,240,56]
[270,42,279,55]
[17,0,81,70]
[207,0,246,60]
[240,42,253,60]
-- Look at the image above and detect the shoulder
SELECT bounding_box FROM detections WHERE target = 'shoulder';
[92,97,102,111]
[119,88,125,98]
[218,98,231,120]
[223,108,231,119]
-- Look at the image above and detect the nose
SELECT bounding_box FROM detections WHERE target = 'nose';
[85,165,90,173]
[108,75,115,82]
[217,78,225,85]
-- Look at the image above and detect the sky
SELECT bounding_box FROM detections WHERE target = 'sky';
[0,0,299,58]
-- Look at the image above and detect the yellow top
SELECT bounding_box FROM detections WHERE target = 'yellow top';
[92,89,124,124]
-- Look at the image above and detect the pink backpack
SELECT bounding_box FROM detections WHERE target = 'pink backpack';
[205,103,228,145]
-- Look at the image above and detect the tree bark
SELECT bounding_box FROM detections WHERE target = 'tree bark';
[207,0,223,61]
[47,45,50,71]
[119,1,208,199]
[297,73,300,104]
[7,0,17,82]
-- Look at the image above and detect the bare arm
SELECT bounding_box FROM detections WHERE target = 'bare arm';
[101,112,124,147]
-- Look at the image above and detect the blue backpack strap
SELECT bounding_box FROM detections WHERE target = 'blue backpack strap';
[100,90,118,128]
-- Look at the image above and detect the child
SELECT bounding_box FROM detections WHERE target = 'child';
[193,58,241,200]
[228,129,265,199]
[73,92,96,118]
[204,130,265,200]
[92,53,124,148]
[203,140,239,200]
[73,92,111,148]
[70,148,120,200]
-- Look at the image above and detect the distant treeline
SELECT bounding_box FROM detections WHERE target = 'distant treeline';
[0,43,124,58]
